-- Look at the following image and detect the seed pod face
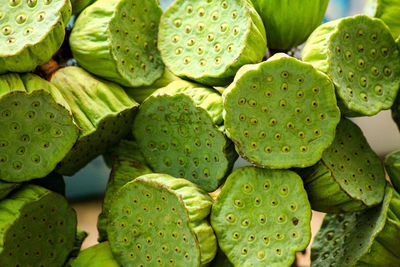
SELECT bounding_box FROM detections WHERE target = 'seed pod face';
[158,0,267,86]
[252,0,329,51]
[385,150,400,193]
[0,73,79,182]
[50,67,139,176]
[0,184,77,266]
[223,54,340,169]
[211,167,311,267]
[302,15,400,116]
[0,0,71,73]
[365,0,400,39]
[107,173,216,266]
[312,186,400,266]
[68,242,119,267]
[134,80,237,192]
[70,0,164,87]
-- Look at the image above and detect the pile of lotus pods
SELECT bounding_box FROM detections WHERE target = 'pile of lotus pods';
[1,0,400,266]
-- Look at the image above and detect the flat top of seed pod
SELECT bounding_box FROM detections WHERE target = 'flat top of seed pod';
[211,167,311,267]
[69,242,119,267]
[321,118,386,208]
[0,0,69,57]
[223,54,340,169]
[107,173,214,267]
[311,186,395,266]
[134,80,236,192]
[159,0,256,82]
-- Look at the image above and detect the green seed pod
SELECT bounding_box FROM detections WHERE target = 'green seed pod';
[134,80,237,192]
[365,0,400,39]
[50,66,139,176]
[223,53,340,169]
[98,140,152,242]
[0,184,77,266]
[0,181,20,200]
[385,150,400,193]
[68,229,89,259]
[391,82,400,130]
[30,172,65,196]
[70,0,164,87]
[158,0,267,86]
[298,118,387,213]
[302,15,400,117]
[107,173,217,266]
[252,0,329,51]
[68,242,119,267]
[211,167,311,267]
[70,0,95,15]
[312,185,400,267]
[0,0,71,73]
[0,73,79,182]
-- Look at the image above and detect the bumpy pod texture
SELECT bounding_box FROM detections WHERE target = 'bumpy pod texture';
[0,73,79,182]
[0,0,71,73]
[68,242,119,267]
[70,0,164,87]
[385,150,400,193]
[134,80,237,192]
[70,0,95,15]
[158,0,267,86]
[211,167,311,267]
[252,0,329,51]
[365,0,400,39]
[312,186,400,267]
[97,140,152,242]
[107,173,217,266]
[50,66,139,176]
[223,54,340,169]
[0,184,77,266]
[302,15,400,116]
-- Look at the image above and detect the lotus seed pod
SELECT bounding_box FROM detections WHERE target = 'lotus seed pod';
[70,0,95,15]
[107,173,217,266]
[30,172,66,196]
[365,0,400,39]
[158,0,267,86]
[391,84,400,131]
[312,185,400,267]
[298,118,387,213]
[385,150,400,193]
[223,53,340,169]
[302,15,400,117]
[0,0,71,73]
[134,80,237,192]
[0,184,77,266]
[69,0,164,87]
[0,73,79,182]
[98,140,152,242]
[68,242,119,267]
[50,66,139,176]
[0,181,20,200]
[68,229,89,259]
[211,166,311,267]
[252,0,329,51]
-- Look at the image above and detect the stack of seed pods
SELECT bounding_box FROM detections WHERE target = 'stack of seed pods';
[1,0,400,266]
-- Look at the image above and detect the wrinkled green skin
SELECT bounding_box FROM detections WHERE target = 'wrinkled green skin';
[385,150,400,193]
[70,0,164,87]
[252,0,329,51]
[299,118,386,213]
[70,0,96,15]
[0,0,71,73]
[302,15,400,117]
[158,0,267,86]
[312,185,400,267]
[365,0,400,39]
[0,184,77,267]
[211,167,311,267]
[50,67,139,176]
[0,73,79,182]
[107,173,217,266]
[68,242,119,267]
[0,181,20,201]
[223,54,340,169]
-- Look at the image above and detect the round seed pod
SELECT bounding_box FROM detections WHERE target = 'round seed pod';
[385,150,400,193]
[211,167,311,267]
[312,185,400,267]
[223,53,340,169]
[134,80,237,192]
[70,0,95,15]
[50,66,139,176]
[365,0,400,39]
[68,242,119,267]
[158,0,267,86]
[298,118,387,213]
[0,0,71,73]
[251,0,329,51]
[302,15,400,117]
[107,173,217,266]
[0,184,77,266]
[69,0,164,87]
[0,73,79,182]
